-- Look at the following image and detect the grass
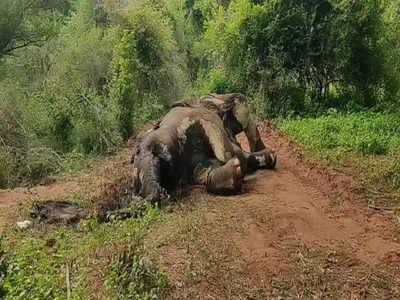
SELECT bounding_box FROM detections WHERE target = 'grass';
[0,138,172,299]
[284,247,400,299]
[278,112,400,203]
[278,112,400,156]
[0,187,171,299]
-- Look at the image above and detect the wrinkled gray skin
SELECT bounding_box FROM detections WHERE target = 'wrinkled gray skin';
[132,93,276,205]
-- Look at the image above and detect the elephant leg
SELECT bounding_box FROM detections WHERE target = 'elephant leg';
[192,157,243,195]
[241,117,277,171]
[244,119,268,153]
[245,149,277,173]
[230,140,276,174]
[233,102,266,153]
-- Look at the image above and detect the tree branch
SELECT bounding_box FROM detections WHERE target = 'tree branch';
[1,38,45,56]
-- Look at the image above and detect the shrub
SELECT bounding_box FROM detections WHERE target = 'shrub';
[0,147,18,188]
[0,88,52,188]
[70,92,122,154]
[110,3,188,138]
[195,67,231,95]
[196,0,392,115]
[1,238,59,300]
[28,84,122,155]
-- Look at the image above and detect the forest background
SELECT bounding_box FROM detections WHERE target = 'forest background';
[1,0,400,194]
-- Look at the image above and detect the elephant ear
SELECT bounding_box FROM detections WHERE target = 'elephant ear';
[172,96,200,108]
[200,93,248,115]
[175,113,234,163]
[199,118,234,163]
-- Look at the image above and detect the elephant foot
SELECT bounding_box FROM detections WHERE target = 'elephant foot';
[247,150,277,173]
[266,152,277,169]
[206,158,243,194]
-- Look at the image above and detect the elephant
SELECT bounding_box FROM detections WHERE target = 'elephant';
[173,93,268,153]
[132,93,277,205]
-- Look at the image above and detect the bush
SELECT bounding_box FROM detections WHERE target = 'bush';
[30,9,123,153]
[0,147,18,189]
[195,0,393,115]
[0,229,77,300]
[0,80,122,188]
[28,85,122,155]
[0,0,194,188]
[110,2,188,138]
[0,88,60,188]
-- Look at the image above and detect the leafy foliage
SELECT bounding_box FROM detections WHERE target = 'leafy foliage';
[0,204,165,299]
[0,0,192,187]
[0,0,399,188]
[0,0,71,58]
[195,0,395,116]
[109,2,189,138]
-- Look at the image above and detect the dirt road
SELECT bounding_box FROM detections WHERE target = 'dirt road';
[145,122,400,299]
[1,123,399,298]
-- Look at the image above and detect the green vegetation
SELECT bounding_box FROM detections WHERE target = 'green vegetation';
[279,112,400,199]
[1,0,400,296]
[0,236,7,298]
[1,0,399,188]
[194,0,399,116]
[106,247,170,299]
[280,113,400,156]
[0,204,170,299]
[0,0,71,58]
[0,0,189,188]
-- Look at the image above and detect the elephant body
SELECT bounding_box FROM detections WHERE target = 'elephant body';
[132,94,276,204]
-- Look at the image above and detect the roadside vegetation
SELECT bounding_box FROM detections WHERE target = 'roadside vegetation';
[1,0,399,189]
[0,205,170,299]
[279,112,400,202]
[1,0,400,298]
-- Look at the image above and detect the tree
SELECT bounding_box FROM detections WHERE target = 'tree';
[200,0,388,112]
[0,0,71,58]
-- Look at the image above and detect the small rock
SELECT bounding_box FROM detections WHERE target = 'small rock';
[16,220,32,229]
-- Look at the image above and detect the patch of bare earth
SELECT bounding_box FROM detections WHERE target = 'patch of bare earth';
[145,122,400,299]
[0,138,135,231]
[0,182,81,230]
